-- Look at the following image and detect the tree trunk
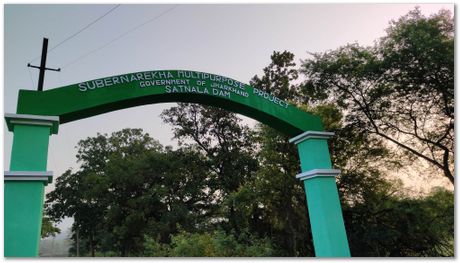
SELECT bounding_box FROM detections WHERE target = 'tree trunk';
[90,231,95,257]
[76,229,80,257]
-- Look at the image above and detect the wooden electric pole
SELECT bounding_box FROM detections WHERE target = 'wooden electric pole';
[27,37,60,91]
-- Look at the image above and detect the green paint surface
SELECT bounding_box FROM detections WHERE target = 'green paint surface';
[303,177,350,257]
[297,138,350,257]
[16,70,323,136]
[4,182,45,257]
[9,124,51,171]
[5,123,52,257]
[297,138,332,171]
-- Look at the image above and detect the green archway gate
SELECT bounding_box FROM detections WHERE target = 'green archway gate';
[5,70,350,257]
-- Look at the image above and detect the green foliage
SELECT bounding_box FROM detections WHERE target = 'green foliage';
[344,187,454,256]
[248,51,314,256]
[299,8,454,256]
[250,50,300,102]
[143,230,273,257]
[170,232,215,256]
[41,217,60,238]
[161,103,259,235]
[46,129,213,256]
[143,236,170,257]
[301,8,454,184]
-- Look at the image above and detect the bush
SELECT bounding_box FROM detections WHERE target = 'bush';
[143,230,273,257]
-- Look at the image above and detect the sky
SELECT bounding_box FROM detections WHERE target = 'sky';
[2,3,455,237]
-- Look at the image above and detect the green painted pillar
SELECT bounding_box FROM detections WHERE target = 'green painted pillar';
[4,114,59,257]
[290,131,350,257]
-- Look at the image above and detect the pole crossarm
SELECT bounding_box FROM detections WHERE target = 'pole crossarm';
[27,38,60,91]
[27,64,61,72]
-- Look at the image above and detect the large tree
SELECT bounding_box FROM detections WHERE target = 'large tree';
[300,8,454,184]
[161,103,259,235]
[247,47,454,256]
[46,129,212,256]
[247,51,314,256]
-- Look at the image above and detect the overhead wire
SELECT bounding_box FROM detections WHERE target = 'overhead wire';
[61,5,179,69]
[30,4,121,62]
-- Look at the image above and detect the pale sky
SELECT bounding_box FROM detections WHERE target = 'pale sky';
[3,3,454,196]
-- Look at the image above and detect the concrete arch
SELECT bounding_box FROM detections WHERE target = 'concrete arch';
[5,69,350,257]
[15,69,323,136]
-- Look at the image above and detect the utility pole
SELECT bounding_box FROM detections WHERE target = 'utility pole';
[27,37,60,91]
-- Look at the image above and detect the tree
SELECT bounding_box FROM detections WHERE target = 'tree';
[247,51,314,256]
[161,103,259,235]
[46,129,160,256]
[250,50,301,103]
[143,230,274,257]
[46,129,212,256]
[248,50,389,256]
[300,8,454,184]
[41,217,60,238]
[46,168,106,256]
[249,47,454,257]
[344,186,454,256]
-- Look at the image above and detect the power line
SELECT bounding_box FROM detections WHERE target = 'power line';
[30,4,121,62]
[61,5,178,69]
[49,5,121,53]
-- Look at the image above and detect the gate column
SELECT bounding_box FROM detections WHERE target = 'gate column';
[4,113,59,257]
[289,131,350,257]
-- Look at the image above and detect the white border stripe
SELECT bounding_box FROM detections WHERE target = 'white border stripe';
[10,120,54,127]
[289,131,335,145]
[4,113,59,122]
[5,171,53,176]
[296,169,340,181]
[4,171,53,184]
[4,113,60,134]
